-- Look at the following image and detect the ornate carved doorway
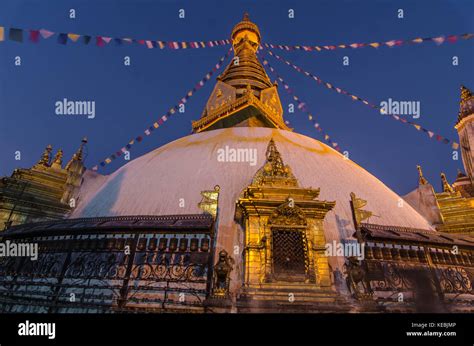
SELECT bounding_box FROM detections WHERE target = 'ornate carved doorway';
[271,229,308,281]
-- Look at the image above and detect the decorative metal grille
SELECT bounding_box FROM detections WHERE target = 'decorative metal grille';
[271,230,307,281]
[0,231,213,313]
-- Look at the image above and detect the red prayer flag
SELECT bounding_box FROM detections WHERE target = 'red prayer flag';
[447,35,458,43]
[29,30,40,43]
[96,36,105,47]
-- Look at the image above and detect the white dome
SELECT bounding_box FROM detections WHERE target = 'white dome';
[72,127,433,271]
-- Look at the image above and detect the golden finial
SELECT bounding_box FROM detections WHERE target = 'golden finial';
[65,137,87,170]
[417,165,428,185]
[461,85,472,102]
[231,12,261,50]
[441,173,455,193]
[37,144,53,167]
[51,149,64,169]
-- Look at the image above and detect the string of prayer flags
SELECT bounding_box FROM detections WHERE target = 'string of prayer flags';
[92,48,232,171]
[0,25,230,49]
[258,53,343,153]
[263,47,460,150]
[264,33,474,52]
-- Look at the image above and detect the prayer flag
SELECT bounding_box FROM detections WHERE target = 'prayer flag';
[9,28,23,42]
[29,30,40,43]
[432,36,445,45]
[68,33,80,42]
[39,29,54,39]
[447,35,458,43]
[96,36,105,47]
[57,33,68,45]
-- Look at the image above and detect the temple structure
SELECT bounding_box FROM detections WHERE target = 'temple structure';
[404,86,474,235]
[0,138,87,228]
[0,14,473,313]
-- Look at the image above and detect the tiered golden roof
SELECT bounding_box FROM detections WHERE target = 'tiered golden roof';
[192,13,289,133]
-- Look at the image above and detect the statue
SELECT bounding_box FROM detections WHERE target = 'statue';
[211,250,234,298]
[344,256,373,300]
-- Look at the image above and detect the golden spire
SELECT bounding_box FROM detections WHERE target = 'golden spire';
[36,144,53,167]
[65,137,87,170]
[192,14,287,133]
[51,149,64,170]
[252,138,298,187]
[441,173,455,194]
[221,13,272,92]
[417,165,428,185]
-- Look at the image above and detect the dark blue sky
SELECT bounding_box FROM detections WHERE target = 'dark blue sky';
[0,0,473,195]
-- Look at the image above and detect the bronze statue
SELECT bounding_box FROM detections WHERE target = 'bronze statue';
[212,250,234,298]
[344,256,373,300]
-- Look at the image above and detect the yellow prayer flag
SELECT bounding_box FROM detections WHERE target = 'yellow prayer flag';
[369,42,380,48]
[68,33,80,42]
[412,38,423,43]
[153,122,159,128]
[0,27,4,42]
[414,124,421,130]
[105,158,112,164]
[181,42,187,49]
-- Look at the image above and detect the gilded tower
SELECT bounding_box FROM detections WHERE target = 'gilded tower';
[455,85,474,184]
[192,13,288,132]
[0,139,87,229]
[404,86,474,234]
